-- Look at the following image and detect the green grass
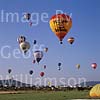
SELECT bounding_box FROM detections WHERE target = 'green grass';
[0,90,99,100]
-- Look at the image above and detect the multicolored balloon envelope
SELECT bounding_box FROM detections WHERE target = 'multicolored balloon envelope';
[17,36,26,44]
[24,13,31,20]
[49,14,72,44]
[33,51,43,64]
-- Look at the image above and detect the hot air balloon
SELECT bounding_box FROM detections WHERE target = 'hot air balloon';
[33,50,43,64]
[44,47,48,52]
[29,70,33,75]
[49,14,72,44]
[40,72,44,77]
[24,13,31,20]
[91,63,97,69]
[67,37,75,44]
[44,65,46,69]
[90,84,100,97]
[58,63,62,70]
[24,13,33,26]
[19,41,30,54]
[33,40,37,45]
[58,63,61,67]
[17,36,26,44]
[8,69,12,74]
[48,81,51,87]
[76,64,80,69]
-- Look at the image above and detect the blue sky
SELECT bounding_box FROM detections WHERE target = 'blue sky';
[0,0,100,84]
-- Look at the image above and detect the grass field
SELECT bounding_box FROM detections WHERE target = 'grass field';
[0,90,99,100]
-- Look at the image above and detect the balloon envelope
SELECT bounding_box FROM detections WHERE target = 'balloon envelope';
[91,63,97,69]
[24,13,31,20]
[58,63,61,66]
[17,36,26,44]
[20,41,30,54]
[8,69,12,74]
[33,40,37,45]
[44,65,46,69]
[67,37,75,44]
[29,70,33,75]
[49,14,72,44]
[40,72,44,77]
[33,51,43,63]
[48,81,51,86]
[76,64,80,69]
[44,47,48,52]
[90,84,100,97]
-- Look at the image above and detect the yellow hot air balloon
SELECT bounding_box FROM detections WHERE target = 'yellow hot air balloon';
[49,14,72,44]
[48,81,51,87]
[76,64,80,69]
[90,84,100,97]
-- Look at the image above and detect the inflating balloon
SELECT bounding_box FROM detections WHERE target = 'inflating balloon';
[50,14,72,44]
[90,84,100,97]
